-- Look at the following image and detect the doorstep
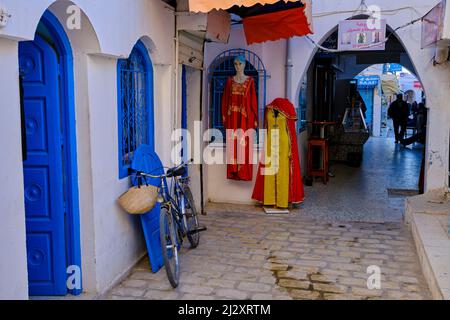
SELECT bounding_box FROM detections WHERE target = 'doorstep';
[404,191,450,300]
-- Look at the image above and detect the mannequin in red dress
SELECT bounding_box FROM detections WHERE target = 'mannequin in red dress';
[221,55,258,181]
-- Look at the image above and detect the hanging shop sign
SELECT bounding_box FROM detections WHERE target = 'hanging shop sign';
[338,19,387,51]
[355,75,379,89]
[386,63,402,73]
[421,0,450,48]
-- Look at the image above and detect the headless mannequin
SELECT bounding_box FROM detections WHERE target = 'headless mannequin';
[233,59,248,84]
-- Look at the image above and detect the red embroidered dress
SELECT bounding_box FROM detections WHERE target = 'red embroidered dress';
[221,76,258,181]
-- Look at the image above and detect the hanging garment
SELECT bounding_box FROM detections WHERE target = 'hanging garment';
[263,109,291,207]
[222,76,258,181]
[252,98,304,207]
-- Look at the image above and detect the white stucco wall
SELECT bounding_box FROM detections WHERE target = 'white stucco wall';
[0,38,29,300]
[0,0,176,298]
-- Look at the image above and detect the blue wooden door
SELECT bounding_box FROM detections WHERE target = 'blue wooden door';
[20,35,68,296]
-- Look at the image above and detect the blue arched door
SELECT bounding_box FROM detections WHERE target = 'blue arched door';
[20,34,68,296]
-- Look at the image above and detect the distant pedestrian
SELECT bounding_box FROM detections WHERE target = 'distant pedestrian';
[401,103,427,147]
[411,101,418,116]
[388,94,410,143]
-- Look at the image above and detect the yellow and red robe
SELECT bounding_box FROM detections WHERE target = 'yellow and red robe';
[252,98,305,208]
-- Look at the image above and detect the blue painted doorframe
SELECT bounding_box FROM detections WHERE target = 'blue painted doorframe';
[181,65,188,176]
[20,11,82,296]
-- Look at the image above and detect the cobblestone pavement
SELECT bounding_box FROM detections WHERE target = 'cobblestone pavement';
[106,138,430,300]
[106,203,431,300]
[300,137,424,223]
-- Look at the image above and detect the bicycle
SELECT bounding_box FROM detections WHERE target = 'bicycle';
[135,160,206,288]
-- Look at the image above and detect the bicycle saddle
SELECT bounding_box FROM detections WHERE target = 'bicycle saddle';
[167,166,187,178]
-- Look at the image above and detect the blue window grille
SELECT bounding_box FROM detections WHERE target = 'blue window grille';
[117,40,154,178]
[209,49,267,142]
[297,75,308,133]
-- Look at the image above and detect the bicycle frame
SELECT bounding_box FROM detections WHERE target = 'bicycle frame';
[158,175,189,239]
[135,161,193,242]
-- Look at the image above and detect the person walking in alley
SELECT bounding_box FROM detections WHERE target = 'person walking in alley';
[400,102,427,147]
[388,94,410,143]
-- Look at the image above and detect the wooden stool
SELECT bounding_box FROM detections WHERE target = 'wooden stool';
[307,138,329,184]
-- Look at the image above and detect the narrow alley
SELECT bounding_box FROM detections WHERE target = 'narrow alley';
[107,137,431,300]
[1,0,449,303]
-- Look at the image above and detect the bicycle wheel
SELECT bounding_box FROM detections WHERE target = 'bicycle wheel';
[159,206,180,288]
[182,186,200,248]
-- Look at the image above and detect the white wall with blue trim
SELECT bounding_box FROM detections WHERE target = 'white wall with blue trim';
[0,0,176,298]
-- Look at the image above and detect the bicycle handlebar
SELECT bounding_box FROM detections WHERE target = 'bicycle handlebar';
[137,159,193,179]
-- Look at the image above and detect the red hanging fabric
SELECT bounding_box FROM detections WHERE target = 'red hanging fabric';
[242,7,312,45]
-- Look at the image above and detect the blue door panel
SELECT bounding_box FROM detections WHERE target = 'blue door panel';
[23,99,48,152]
[26,233,54,282]
[131,146,164,273]
[20,35,68,296]
[140,203,164,273]
[23,167,50,218]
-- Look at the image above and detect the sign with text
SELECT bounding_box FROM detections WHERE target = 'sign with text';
[338,19,387,51]
[355,75,380,88]
[386,63,403,73]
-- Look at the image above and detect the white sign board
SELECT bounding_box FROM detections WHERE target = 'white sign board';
[421,0,446,48]
[338,19,387,51]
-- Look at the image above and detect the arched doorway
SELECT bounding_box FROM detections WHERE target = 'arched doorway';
[19,10,81,296]
[297,19,428,222]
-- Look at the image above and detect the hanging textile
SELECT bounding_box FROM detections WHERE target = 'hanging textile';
[252,98,304,207]
[242,7,312,44]
[187,0,313,45]
[381,74,399,95]
[188,0,299,12]
[222,76,258,181]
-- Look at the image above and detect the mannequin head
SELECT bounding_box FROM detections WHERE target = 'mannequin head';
[234,55,246,75]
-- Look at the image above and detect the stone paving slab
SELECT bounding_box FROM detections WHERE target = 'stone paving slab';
[105,204,431,300]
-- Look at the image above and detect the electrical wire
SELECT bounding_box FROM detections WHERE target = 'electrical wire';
[312,6,423,18]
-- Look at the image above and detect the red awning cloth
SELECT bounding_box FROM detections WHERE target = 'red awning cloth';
[242,6,312,45]
[188,0,300,13]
